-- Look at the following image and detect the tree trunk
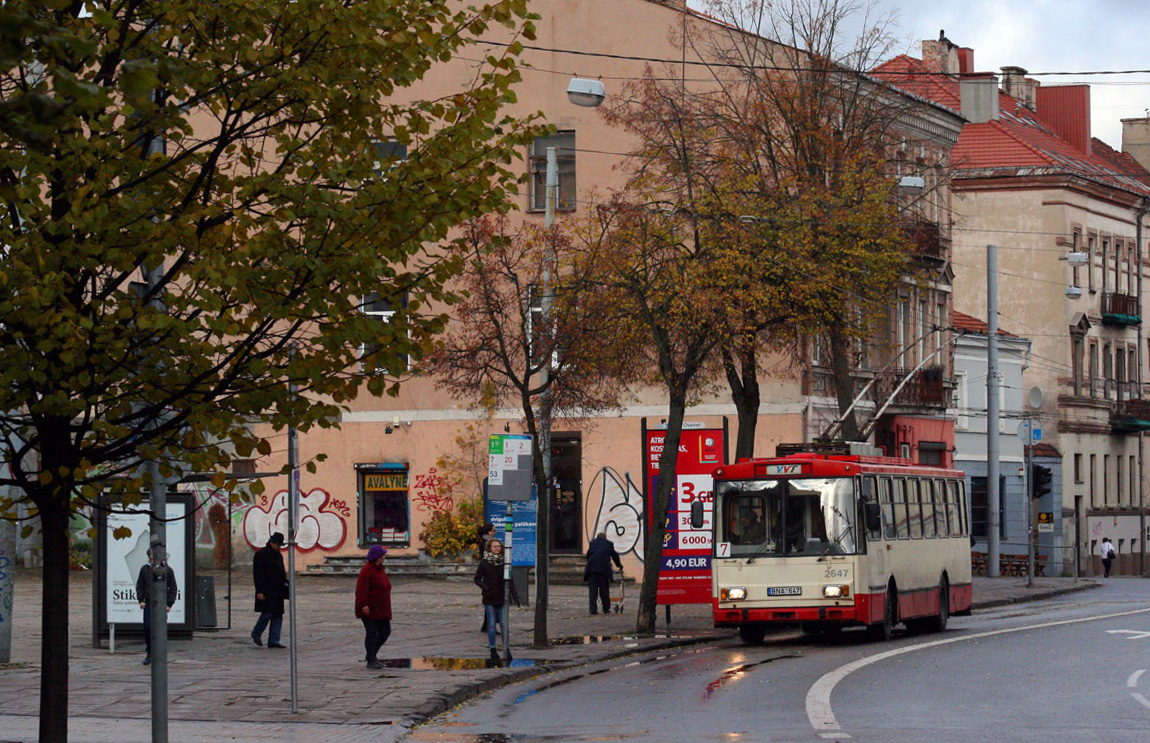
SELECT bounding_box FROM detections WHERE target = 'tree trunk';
[38,495,70,743]
[827,323,860,441]
[636,395,686,633]
[722,343,760,461]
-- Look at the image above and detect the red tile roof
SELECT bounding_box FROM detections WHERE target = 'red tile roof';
[952,311,1019,338]
[874,56,1150,197]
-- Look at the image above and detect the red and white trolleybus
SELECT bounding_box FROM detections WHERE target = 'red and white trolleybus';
[700,443,972,643]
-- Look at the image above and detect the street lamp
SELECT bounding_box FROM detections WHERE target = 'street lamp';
[535,78,605,644]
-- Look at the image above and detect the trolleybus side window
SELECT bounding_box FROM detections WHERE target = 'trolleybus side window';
[879,477,896,540]
[935,479,950,537]
[906,479,923,539]
[952,480,967,536]
[862,475,881,541]
[893,478,910,539]
[921,479,937,538]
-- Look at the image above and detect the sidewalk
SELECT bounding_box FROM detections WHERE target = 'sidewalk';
[0,569,1099,743]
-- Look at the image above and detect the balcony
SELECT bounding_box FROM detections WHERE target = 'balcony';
[872,365,952,408]
[1101,292,1141,327]
[1111,398,1150,433]
[902,218,946,263]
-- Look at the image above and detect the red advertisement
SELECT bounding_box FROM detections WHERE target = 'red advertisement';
[644,423,725,605]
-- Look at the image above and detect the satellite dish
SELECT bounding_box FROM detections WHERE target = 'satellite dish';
[1027,386,1044,410]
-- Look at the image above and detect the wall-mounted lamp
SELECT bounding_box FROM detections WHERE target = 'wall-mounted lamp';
[504,422,511,433]
[1066,286,1083,299]
[1066,252,1088,266]
[385,424,393,435]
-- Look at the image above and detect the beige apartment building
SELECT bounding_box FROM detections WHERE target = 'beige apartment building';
[223,2,964,578]
[880,35,1150,577]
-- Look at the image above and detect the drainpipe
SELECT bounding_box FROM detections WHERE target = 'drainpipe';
[1138,198,1149,577]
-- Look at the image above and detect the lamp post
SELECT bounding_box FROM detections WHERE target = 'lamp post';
[534,79,604,646]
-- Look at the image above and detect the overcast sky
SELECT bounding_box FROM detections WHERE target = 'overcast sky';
[688,0,1150,149]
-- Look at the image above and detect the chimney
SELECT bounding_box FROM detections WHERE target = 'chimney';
[921,31,959,74]
[961,75,1000,124]
[1122,117,1150,172]
[956,47,975,74]
[1036,85,1092,156]
[1001,66,1038,110]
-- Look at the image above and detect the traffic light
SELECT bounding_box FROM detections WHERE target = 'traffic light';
[1031,464,1052,500]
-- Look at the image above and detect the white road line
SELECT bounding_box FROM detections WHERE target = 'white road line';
[1127,669,1145,688]
[806,606,1150,737]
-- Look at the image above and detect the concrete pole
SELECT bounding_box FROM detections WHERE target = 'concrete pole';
[1137,200,1147,577]
[288,414,300,712]
[147,460,169,743]
[533,147,558,632]
[0,514,15,663]
[987,244,1001,577]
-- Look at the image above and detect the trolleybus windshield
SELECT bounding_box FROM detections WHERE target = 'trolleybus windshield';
[715,478,856,558]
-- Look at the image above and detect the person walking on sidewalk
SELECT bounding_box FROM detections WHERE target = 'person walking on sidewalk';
[474,539,518,664]
[136,546,177,666]
[1100,537,1117,578]
[251,532,288,648]
[584,531,622,616]
[356,545,392,670]
[477,522,495,633]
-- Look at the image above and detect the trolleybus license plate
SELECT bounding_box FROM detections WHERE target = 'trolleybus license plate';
[767,586,801,596]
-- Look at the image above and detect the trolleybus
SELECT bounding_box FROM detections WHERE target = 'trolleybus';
[697,444,972,643]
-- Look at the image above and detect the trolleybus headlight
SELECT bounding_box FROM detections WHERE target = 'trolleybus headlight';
[721,586,747,601]
[822,584,849,598]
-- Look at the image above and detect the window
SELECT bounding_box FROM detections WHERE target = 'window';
[953,371,969,430]
[906,480,923,539]
[1074,454,1083,484]
[356,464,410,547]
[371,140,407,173]
[1071,230,1082,287]
[1117,457,1124,506]
[1089,341,1098,398]
[948,480,965,536]
[879,477,896,540]
[1103,343,1113,399]
[893,479,909,539]
[1103,454,1110,506]
[1131,456,1138,510]
[934,480,949,536]
[921,480,937,538]
[359,291,407,373]
[1071,333,1085,396]
[1088,234,1097,293]
[529,131,576,212]
[919,441,946,467]
[970,475,1005,539]
[1101,237,1110,294]
[1090,454,1097,508]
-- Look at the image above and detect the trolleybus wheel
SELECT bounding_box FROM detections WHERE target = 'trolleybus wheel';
[738,624,766,645]
[929,576,949,633]
[868,584,896,641]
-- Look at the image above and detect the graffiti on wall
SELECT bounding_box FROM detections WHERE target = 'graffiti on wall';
[588,467,644,561]
[242,487,348,551]
[411,466,454,515]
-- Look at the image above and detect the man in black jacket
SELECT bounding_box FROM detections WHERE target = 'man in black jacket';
[583,532,623,615]
[136,546,178,666]
[251,532,288,648]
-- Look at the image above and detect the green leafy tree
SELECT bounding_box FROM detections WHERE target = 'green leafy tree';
[0,1,537,740]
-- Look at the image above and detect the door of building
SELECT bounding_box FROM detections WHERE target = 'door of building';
[551,433,582,553]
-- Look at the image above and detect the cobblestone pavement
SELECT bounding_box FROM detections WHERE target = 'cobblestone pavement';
[0,568,1099,743]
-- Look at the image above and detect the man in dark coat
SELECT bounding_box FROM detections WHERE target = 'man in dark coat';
[251,532,288,648]
[136,546,178,665]
[583,531,623,615]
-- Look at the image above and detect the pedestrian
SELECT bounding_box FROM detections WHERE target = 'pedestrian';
[251,532,288,648]
[356,544,392,669]
[583,531,623,616]
[474,538,518,664]
[136,546,177,666]
[477,522,495,633]
[1100,537,1117,578]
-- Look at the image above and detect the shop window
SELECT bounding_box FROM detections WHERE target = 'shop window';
[356,464,410,546]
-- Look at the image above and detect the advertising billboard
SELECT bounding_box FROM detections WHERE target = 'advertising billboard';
[644,421,726,605]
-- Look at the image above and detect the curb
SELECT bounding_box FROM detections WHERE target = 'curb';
[971,580,1101,610]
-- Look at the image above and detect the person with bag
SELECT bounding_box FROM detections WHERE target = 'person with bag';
[356,545,392,669]
[136,546,177,666]
[251,532,288,648]
[474,539,518,665]
[583,531,623,616]
[1100,537,1117,578]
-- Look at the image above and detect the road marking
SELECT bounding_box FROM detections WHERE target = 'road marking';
[806,606,1150,737]
[1107,629,1150,639]
[1128,669,1145,688]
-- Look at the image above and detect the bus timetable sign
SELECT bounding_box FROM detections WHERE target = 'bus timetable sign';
[644,421,727,605]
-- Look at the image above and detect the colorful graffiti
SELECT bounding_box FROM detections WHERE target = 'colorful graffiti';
[242,487,347,551]
[588,467,644,561]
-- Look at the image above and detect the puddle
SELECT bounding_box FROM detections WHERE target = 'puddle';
[549,633,693,645]
[376,657,552,670]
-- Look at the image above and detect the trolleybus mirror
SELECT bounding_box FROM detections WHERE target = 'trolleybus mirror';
[690,500,705,529]
[864,502,881,533]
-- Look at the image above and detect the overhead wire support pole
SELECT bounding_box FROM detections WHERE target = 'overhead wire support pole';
[987,244,1002,578]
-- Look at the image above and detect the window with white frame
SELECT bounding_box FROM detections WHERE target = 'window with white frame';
[359,291,407,373]
[529,131,576,212]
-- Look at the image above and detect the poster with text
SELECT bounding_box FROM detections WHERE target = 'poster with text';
[105,501,188,625]
[644,423,725,605]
